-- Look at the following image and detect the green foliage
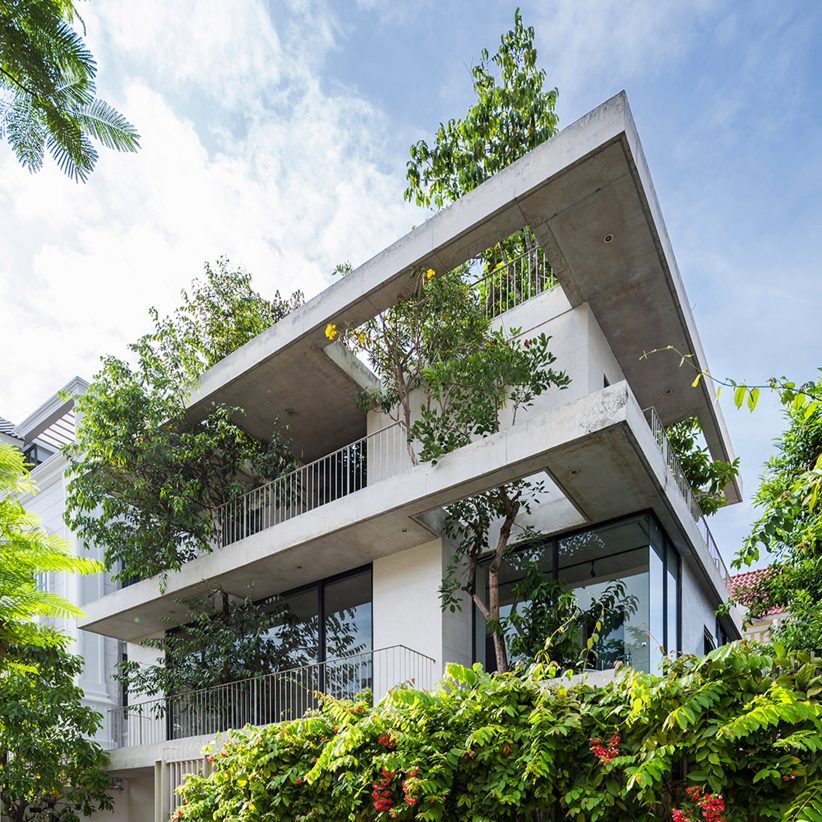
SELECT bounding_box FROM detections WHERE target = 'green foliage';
[404,9,558,209]
[0,442,101,670]
[0,0,139,180]
[423,329,568,673]
[665,417,740,515]
[412,329,568,464]
[731,375,822,652]
[739,375,822,566]
[64,259,301,582]
[115,586,363,698]
[175,643,822,821]
[502,564,638,671]
[0,639,112,821]
[345,265,490,438]
[340,11,567,676]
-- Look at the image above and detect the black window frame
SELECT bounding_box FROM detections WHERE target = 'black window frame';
[471,510,682,667]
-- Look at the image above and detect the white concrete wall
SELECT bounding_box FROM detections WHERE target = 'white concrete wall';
[493,299,625,424]
[372,537,472,681]
[87,773,155,822]
[373,539,443,668]
[680,560,719,655]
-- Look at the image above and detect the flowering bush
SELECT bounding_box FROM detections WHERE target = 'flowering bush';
[175,643,822,821]
[672,785,727,822]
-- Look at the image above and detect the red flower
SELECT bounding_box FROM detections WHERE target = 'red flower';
[589,733,620,764]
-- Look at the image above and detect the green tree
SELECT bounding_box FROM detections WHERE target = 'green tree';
[337,267,569,674]
[641,347,822,650]
[0,0,139,180]
[64,259,302,582]
[0,639,112,821]
[501,564,638,670]
[175,643,822,821]
[425,328,568,675]
[404,8,557,209]
[0,441,101,670]
[733,375,822,651]
[665,416,739,515]
[334,12,569,675]
[114,587,354,698]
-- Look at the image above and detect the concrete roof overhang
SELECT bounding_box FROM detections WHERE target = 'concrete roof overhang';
[186,91,739,499]
[81,382,738,644]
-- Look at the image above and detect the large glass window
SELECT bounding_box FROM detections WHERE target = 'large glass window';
[473,514,679,673]
[262,587,320,669]
[324,568,372,660]
[560,517,652,672]
[261,566,373,670]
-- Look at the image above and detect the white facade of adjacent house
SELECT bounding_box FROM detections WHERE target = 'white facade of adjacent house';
[65,92,744,820]
[2,378,123,751]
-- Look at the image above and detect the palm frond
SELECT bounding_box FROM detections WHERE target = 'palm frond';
[4,95,46,173]
[76,97,140,152]
[44,111,95,181]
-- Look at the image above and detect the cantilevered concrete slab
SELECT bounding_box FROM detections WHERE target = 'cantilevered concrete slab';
[82,382,733,644]
[185,92,739,500]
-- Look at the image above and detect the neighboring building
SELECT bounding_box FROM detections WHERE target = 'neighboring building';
[730,568,786,643]
[77,92,744,819]
[2,378,123,750]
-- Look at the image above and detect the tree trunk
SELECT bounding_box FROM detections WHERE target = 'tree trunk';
[488,492,521,673]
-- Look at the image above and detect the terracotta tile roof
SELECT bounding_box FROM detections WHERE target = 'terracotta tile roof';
[730,568,786,617]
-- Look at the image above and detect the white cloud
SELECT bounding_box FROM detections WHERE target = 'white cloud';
[0,0,414,422]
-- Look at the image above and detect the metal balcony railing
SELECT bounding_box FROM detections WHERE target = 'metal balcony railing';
[106,644,436,750]
[217,421,411,547]
[469,248,557,319]
[644,407,730,586]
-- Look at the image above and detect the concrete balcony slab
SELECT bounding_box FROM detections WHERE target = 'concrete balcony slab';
[81,382,733,644]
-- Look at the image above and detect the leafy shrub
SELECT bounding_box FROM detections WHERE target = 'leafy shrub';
[175,643,822,821]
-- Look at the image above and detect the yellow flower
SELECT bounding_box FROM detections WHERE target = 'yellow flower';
[425,267,436,280]
[325,323,338,341]
[357,331,366,346]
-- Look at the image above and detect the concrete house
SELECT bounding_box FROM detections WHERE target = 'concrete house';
[77,92,743,820]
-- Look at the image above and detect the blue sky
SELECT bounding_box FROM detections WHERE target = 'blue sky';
[1,0,820,568]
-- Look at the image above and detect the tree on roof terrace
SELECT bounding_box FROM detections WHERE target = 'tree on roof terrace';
[333,11,571,674]
[64,258,303,583]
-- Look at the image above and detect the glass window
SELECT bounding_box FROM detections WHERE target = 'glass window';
[324,569,372,699]
[324,569,372,660]
[474,538,554,671]
[561,516,651,672]
[262,587,320,669]
[474,514,665,674]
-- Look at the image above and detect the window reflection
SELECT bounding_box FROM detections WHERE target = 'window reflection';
[259,567,373,674]
[475,514,679,674]
[262,588,319,670]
